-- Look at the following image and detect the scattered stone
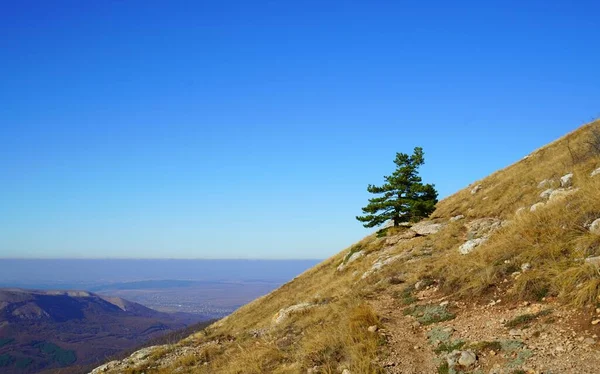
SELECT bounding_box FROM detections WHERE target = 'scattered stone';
[561,173,573,187]
[458,350,477,367]
[530,202,545,212]
[584,338,596,345]
[521,263,532,272]
[368,325,378,333]
[459,238,487,255]
[589,219,600,235]
[538,179,553,189]
[414,280,426,290]
[539,188,554,199]
[440,301,450,307]
[411,221,445,236]
[592,319,600,325]
[471,184,482,194]
[450,214,465,222]
[591,168,600,177]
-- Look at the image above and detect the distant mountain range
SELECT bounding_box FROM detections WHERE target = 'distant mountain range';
[0,288,206,373]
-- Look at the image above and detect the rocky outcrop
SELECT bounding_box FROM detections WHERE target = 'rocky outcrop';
[459,218,504,255]
[337,250,364,272]
[459,238,487,255]
[411,221,445,236]
[273,303,316,325]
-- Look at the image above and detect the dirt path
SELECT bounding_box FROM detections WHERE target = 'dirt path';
[369,294,438,374]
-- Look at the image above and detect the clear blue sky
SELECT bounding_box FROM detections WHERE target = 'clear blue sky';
[1,0,599,259]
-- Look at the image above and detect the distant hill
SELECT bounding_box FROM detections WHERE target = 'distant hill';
[0,288,205,373]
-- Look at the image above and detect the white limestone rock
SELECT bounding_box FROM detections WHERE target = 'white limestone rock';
[560,173,573,188]
[459,238,487,255]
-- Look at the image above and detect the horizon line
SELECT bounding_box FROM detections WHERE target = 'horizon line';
[0,257,325,261]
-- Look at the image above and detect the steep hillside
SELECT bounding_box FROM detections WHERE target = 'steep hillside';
[93,120,600,374]
[0,289,201,373]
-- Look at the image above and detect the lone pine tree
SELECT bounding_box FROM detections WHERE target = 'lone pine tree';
[356,147,438,228]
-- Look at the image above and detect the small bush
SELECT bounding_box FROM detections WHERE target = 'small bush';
[505,309,552,328]
[405,304,455,325]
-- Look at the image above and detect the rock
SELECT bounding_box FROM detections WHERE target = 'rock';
[273,303,315,324]
[515,207,527,216]
[584,338,596,345]
[465,218,503,239]
[361,254,407,279]
[592,319,600,325]
[450,214,465,222]
[509,329,523,336]
[411,221,445,236]
[458,350,477,367]
[548,188,579,202]
[530,202,545,212]
[591,168,600,177]
[367,325,378,333]
[459,238,487,255]
[538,179,554,189]
[539,188,554,199]
[440,301,449,307]
[471,185,482,194]
[342,370,351,374]
[589,219,600,235]
[385,230,417,246]
[337,250,364,271]
[521,263,532,272]
[561,173,573,187]
[585,256,600,266]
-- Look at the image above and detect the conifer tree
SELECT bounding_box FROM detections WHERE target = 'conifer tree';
[356,147,438,228]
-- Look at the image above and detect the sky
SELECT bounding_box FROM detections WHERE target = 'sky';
[1,0,599,259]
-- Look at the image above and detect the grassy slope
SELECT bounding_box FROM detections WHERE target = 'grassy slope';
[103,120,600,374]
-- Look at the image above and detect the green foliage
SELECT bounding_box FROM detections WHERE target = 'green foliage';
[357,147,438,228]
[504,309,552,328]
[34,341,77,366]
[0,338,14,348]
[404,304,456,325]
[0,354,14,367]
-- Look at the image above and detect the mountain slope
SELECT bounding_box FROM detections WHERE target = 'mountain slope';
[0,289,200,373]
[92,120,600,374]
